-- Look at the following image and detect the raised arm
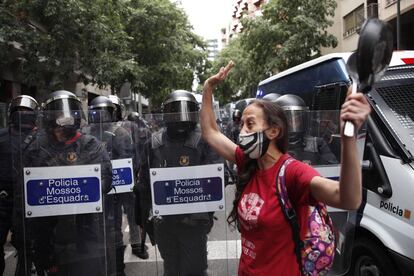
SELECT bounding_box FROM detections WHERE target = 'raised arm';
[310,90,371,210]
[200,61,237,163]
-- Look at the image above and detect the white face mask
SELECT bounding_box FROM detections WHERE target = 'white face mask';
[238,129,270,159]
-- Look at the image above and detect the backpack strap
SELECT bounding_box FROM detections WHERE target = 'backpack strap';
[275,158,303,273]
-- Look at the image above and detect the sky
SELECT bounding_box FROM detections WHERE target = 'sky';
[178,0,234,43]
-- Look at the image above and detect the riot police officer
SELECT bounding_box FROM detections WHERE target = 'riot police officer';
[23,90,112,276]
[104,96,149,262]
[137,90,222,276]
[88,95,145,275]
[225,109,241,144]
[274,94,338,165]
[125,111,151,174]
[108,95,125,122]
[0,95,38,275]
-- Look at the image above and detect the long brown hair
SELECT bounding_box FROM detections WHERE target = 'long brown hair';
[227,100,289,229]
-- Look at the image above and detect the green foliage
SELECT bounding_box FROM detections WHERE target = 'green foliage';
[212,0,338,104]
[0,0,208,106]
[0,0,138,92]
[126,0,208,105]
[210,37,258,103]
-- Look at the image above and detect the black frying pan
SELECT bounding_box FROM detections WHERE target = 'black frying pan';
[344,18,393,137]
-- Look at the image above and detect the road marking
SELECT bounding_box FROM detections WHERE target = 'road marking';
[124,240,241,263]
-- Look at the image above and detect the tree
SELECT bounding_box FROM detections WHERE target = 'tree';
[210,37,257,103]
[0,0,139,94]
[211,0,338,103]
[125,0,208,106]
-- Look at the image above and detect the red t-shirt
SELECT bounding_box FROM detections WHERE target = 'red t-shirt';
[235,147,320,276]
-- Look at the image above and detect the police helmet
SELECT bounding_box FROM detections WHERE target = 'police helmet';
[127,111,140,122]
[43,90,82,138]
[262,93,281,102]
[162,90,199,123]
[108,95,124,122]
[162,90,199,136]
[235,98,255,114]
[8,95,39,131]
[127,111,149,129]
[88,96,115,123]
[232,109,242,122]
[274,94,308,140]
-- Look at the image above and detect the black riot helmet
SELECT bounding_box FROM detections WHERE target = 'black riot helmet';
[127,111,140,122]
[262,93,281,102]
[88,96,115,123]
[43,90,83,141]
[108,95,124,122]
[232,109,242,123]
[274,94,308,143]
[8,95,39,132]
[127,111,148,128]
[162,90,199,137]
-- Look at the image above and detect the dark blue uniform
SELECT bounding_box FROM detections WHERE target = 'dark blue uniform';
[85,122,134,274]
[0,128,13,274]
[22,131,112,276]
[137,126,222,276]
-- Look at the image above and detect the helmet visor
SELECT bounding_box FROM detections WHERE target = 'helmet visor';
[44,98,82,127]
[163,101,199,123]
[9,96,38,114]
[88,108,113,124]
[285,110,306,134]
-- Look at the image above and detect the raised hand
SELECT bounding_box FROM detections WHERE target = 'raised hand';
[340,86,371,136]
[204,61,234,87]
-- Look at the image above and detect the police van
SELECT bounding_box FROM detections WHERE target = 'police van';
[256,51,414,276]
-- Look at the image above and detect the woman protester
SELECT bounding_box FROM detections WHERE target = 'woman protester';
[200,61,371,275]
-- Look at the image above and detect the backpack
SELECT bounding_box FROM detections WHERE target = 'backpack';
[275,158,336,276]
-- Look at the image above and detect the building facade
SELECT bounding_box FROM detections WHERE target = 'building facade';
[222,0,268,45]
[322,0,414,54]
[206,39,219,61]
[222,0,414,54]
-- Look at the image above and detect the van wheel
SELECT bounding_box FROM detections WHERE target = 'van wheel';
[348,237,399,276]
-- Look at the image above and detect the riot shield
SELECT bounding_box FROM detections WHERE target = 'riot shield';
[15,110,114,276]
[85,110,153,275]
[135,111,239,275]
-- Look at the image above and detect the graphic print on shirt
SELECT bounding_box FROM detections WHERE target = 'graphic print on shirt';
[238,192,265,230]
[242,237,257,259]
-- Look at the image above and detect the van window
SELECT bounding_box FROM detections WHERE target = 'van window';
[257,59,349,105]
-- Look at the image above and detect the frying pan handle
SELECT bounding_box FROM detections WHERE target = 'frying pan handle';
[344,81,358,137]
[344,121,355,137]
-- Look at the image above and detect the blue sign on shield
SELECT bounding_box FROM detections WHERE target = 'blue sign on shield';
[26,177,101,206]
[24,165,103,217]
[109,158,135,194]
[153,177,223,205]
[150,164,226,215]
[112,167,133,187]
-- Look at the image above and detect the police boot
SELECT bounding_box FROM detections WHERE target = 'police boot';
[131,243,149,260]
[115,245,126,276]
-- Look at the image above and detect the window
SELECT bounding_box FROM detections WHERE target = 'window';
[343,5,365,37]
[367,3,378,18]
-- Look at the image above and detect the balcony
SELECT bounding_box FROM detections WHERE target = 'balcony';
[386,0,397,6]
[367,3,378,18]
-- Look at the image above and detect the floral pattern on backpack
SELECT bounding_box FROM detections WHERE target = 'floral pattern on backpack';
[276,158,336,276]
